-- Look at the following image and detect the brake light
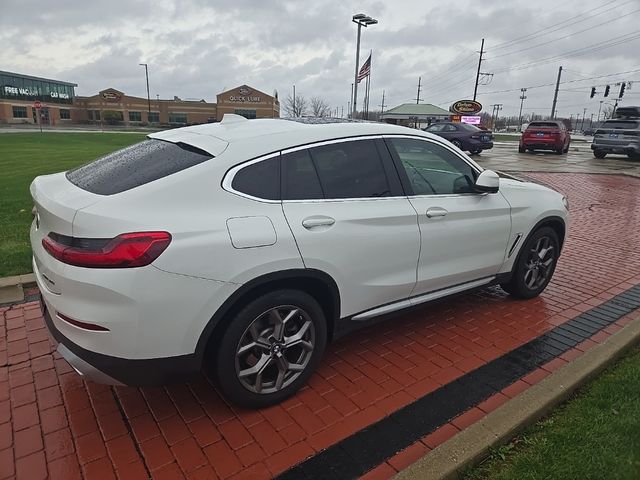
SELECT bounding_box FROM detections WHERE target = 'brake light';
[42,231,171,268]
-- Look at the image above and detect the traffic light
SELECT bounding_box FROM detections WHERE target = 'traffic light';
[590,87,596,98]
[604,85,610,97]
[619,82,626,98]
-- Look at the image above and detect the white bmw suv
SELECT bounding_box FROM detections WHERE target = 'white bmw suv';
[31,115,568,407]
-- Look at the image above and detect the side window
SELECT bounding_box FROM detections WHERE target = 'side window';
[444,124,458,132]
[232,156,280,200]
[427,124,444,132]
[282,149,324,200]
[309,140,391,199]
[388,138,478,195]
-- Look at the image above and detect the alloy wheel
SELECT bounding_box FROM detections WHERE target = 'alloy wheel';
[235,305,315,394]
[523,235,555,290]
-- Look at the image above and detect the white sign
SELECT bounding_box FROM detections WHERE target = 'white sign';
[461,115,481,125]
[4,85,69,99]
[229,95,261,102]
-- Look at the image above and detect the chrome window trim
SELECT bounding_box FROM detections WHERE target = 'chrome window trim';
[222,133,485,203]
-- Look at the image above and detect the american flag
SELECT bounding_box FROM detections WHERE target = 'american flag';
[357,54,371,83]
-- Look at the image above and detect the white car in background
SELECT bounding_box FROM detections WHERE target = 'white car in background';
[31,115,568,407]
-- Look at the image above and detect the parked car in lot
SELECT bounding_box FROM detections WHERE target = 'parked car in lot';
[31,115,568,407]
[423,122,494,154]
[591,107,640,160]
[519,121,571,154]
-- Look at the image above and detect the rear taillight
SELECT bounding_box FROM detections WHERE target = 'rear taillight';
[470,134,480,139]
[42,231,171,268]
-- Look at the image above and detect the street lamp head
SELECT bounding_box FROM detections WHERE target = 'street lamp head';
[352,13,367,20]
[363,18,378,25]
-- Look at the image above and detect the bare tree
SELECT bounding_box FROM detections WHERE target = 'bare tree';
[283,94,307,117]
[310,96,331,117]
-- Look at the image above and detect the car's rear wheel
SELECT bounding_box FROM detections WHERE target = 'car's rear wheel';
[213,289,327,408]
[594,150,606,159]
[452,139,463,150]
[627,153,640,160]
[555,146,564,155]
[563,143,570,153]
[518,145,526,153]
[501,227,559,299]
[470,149,482,155]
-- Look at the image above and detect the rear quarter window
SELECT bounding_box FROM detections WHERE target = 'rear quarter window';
[66,139,213,195]
[528,122,560,128]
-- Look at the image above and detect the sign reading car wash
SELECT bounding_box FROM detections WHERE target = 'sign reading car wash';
[450,100,482,115]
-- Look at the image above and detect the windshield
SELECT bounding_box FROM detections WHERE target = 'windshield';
[528,122,559,129]
[66,139,213,195]
[601,120,639,130]
[458,124,482,132]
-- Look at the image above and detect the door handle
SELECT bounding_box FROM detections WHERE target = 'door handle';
[302,217,335,229]
[426,207,448,218]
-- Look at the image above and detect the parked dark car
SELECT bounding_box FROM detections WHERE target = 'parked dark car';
[423,122,494,154]
[519,121,571,154]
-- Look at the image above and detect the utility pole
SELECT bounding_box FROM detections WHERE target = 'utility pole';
[550,66,562,119]
[473,38,485,101]
[580,107,587,130]
[490,103,503,130]
[518,88,527,131]
[589,113,594,128]
[349,83,354,118]
[597,100,603,122]
[415,77,422,104]
[293,85,296,117]
[379,89,387,114]
[139,63,151,122]
[613,98,619,117]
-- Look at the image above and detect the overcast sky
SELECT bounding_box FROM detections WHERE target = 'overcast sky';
[1,0,638,119]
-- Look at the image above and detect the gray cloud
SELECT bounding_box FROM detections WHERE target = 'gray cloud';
[0,0,638,118]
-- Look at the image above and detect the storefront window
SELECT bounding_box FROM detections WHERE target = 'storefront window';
[234,109,257,119]
[12,106,28,118]
[148,112,160,123]
[129,111,142,122]
[169,112,187,124]
[60,109,71,120]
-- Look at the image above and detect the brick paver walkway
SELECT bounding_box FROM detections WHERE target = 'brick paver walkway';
[1,173,640,479]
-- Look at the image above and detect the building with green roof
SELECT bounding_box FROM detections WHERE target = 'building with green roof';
[380,103,451,128]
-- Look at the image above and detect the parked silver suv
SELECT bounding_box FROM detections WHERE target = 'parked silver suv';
[591,106,640,160]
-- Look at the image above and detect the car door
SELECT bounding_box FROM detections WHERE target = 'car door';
[281,138,421,319]
[385,136,511,297]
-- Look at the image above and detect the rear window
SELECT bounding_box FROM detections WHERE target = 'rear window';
[527,122,560,129]
[66,139,212,195]
[458,124,481,132]
[601,120,639,130]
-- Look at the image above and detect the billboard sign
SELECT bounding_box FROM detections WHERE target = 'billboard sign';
[450,100,482,115]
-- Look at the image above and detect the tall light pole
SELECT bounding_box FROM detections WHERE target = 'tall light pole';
[352,13,377,119]
[518,88,527,131]
[139,63,151,122]
[597,100,603,122]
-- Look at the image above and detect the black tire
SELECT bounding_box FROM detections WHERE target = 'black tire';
[452,139,463,150]
[518,146,526,153]
[470,149,482,155]
[627,153,640,161]
[213,289,327,408]
[563,143,570,153]
[554,146,564,155]
[501,226,560,299]
[594,150,606,159]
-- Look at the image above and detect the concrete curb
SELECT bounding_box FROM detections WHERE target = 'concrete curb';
[393,315,640,480]
[0,273,35,288]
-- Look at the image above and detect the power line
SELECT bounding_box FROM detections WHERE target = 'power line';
[490,0,626,50]
[489,31,640,74]
[487,7,640,60]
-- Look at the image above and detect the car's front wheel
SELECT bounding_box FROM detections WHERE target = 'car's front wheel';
[213,289,327,408]
[501,227,559,299]
[518,145,526,153]
[594,150,606,159]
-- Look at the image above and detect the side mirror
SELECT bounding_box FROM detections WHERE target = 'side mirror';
[475,169,499,193]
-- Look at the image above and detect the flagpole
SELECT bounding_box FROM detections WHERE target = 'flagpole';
[366,50,372,119]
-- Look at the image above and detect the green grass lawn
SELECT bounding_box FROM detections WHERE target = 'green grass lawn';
[0,132,146,277]
[464,346,640,480]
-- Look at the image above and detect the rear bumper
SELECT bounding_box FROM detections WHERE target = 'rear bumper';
[591,143,640,154]
[42,300,200,385]
[521,141,562,150]
[469,139,493,150]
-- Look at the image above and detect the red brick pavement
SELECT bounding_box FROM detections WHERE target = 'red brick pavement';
[1,173,640,480]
